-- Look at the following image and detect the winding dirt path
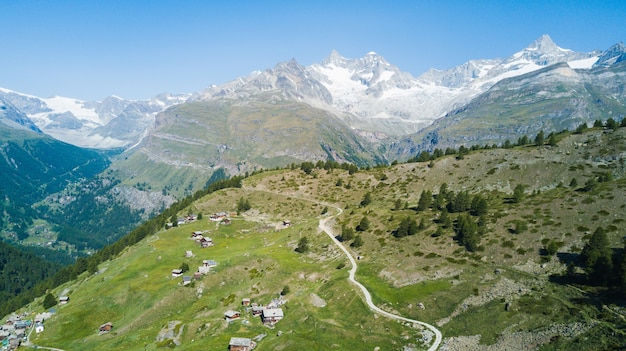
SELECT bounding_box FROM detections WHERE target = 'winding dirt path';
[245,185,442,349]
[319,206,442,351]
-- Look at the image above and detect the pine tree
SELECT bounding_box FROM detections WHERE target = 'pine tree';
[351,235,363,248]
[583,178,597,192]
[180,262,190,273]
[605,118,617,130]
[43,293,57,309]
[450,191,471,213]
[356,216,370,232]
[417,190,432,211]
[518,135,529,146]
[581,227,613,285]
[470,194,488,216]
[534,130,545,145]
[456,213,480,251]
[360,192,372,207]
[439,209,452,229]
[408,218,419,236]
[574,122,588,134]
[547,133,558,146]
[393,217,410,238]
[512,184,525,203]
[418,217,427,231]
[237,197,251,212]
[341,224,354,242]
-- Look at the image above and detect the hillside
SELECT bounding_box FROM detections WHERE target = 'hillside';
[114,95,385,197]
[14,127,626,350]
[391,61,626,157]
[0,122,113,247]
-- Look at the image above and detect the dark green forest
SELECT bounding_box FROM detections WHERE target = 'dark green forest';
[0,240,61,302]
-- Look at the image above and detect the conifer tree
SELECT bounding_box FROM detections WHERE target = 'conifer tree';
[581,227,613,285]
[360,192,372,207]
[351,235,364,248]
[470,194,488,216]
[512,184,525,203]
[534,130,545,145]
[417,190,432,211]
[456,213,480,251]
[43,293,57,309]
[356,216,370,232]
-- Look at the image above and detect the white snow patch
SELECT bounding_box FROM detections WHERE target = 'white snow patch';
[375,70,395,83]
[41,96,101,123]
[567,56,599,69]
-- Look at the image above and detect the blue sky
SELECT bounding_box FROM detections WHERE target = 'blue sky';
[1,0,625,101]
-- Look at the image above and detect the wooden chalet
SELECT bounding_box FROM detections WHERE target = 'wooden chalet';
[228,337,252,351]
[261,308,284,325]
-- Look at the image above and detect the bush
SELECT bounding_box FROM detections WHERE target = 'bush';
[356,216,370,232]
[351,235,363,248]
[295,237,309,253]
[43,293,57,309]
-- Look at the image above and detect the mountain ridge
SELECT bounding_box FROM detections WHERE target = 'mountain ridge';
[3,34,619,150]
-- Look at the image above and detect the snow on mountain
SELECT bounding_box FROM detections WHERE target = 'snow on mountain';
[593,42,626,67]
[307,35,608,137]
[568,57,600,69]
[3,34,621,146]
[0,88,189,148]
[418,35,598,91]
[309,51,460,136]
[190,35,609,139]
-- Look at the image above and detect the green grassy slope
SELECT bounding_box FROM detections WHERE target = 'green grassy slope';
[26,128,626,350]
[114,95,384,198]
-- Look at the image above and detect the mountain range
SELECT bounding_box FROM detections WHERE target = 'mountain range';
[0,34,625,258]
[2,35,625,153]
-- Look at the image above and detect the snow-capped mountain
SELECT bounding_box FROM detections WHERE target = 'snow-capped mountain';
[192,35,605,139]
[593,42,626,67]
[0,88,189,148]
[2,34,622,149]
[308,50,457,136]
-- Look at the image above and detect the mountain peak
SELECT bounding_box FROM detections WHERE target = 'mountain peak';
[525,34,565,54]
[593,41,626,67]
[360,51,390,67]
[274,58,306,74]
[507,34,593,67]
[323,50,347,66]
[530,34,557,48]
